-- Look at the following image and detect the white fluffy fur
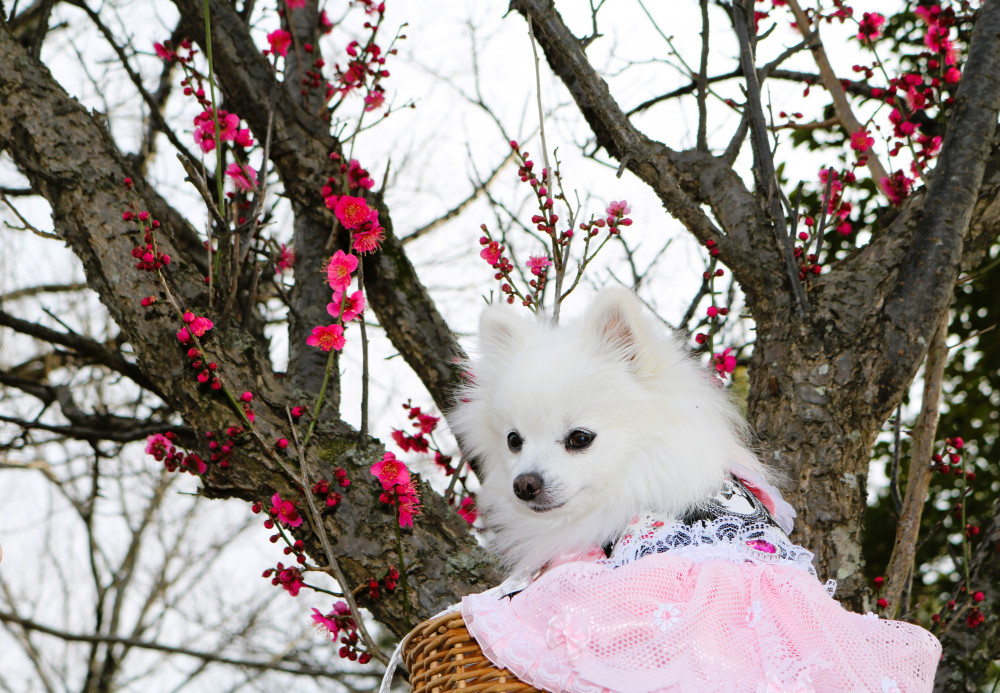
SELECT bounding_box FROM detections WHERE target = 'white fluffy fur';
[448,289,768,579]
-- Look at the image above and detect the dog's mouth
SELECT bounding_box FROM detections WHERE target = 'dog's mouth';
[527,498,566,513]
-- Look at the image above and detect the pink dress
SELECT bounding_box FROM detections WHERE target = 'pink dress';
[462,475,940,693]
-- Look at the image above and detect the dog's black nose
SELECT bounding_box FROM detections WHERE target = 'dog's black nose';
[513,473,543,501]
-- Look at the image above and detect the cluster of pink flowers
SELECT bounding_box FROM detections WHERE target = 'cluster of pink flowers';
[270,492,304,528]
[312,601,371,662]
[324,194,385,254]
[855,12,885,43]
[192,108,253,154]
[312,473,349,509]
[176,311,214,344]
[925,434,988,630]
[605,200,633,232]
[932,436,971,479]
[694,303,730,347]
[458,495,478,524]
[330,1,392,113]
[275,243,295,274]
[145,432,207,475]
[225,163,258,193]
[916,5,959,67]
[185,346,221,390]
[758,0,963,210]
[264,562,304,596]
[391,402,439,455]
[127,213,171,271]
[306,245,365,353]
[368,565,401,598]
[205,427,242,467]
[479,140,632,308]
[370,452,420,527]
[712,348,738,379]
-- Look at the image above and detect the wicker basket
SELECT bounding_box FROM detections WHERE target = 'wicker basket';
[403,611,541,692]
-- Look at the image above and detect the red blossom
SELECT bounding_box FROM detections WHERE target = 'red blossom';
[480,241,502,266]
[269,562,304,596]
[306,324,346,352]
[352,222,385,253]
[270,492,304,528]
[526,255,552,276]
[275,244,295,274]
[328,289,365,322]
[176,316,213,343]
[371,452,410,490]
[225,163,258,192]
[325,250,358,290]
[334,196,376,229]
[267,29,292,58]
[850,129,874,153]
[856,12,885,42]
[458,496,478,524]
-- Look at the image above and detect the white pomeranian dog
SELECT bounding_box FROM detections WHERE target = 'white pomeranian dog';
[449,288,767,579]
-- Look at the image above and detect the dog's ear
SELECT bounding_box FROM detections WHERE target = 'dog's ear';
[583,289,652,370]
[478,303,529,357]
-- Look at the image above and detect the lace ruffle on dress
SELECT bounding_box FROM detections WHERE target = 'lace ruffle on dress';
[461,474,941,693]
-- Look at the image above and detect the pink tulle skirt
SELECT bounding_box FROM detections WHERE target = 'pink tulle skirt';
[462,555,940,693]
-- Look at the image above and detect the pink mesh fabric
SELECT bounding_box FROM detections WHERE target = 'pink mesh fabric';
[463,553,940,693]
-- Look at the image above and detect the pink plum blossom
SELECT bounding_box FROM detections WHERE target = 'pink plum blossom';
[713,348,737,376]
[275,244,295,273]
[364,91,385,111]
[352,222,384,253]
[606,200,631,218]
[270,493,304,527]
[856,12,885,42]
[526,255,552,276]
[327,290,365,321]
[306,324,346,352]
[225,163,258,192]
[334,196,376,229]
[325,251,358,291]
[267,29,292,57]
[850,129,874,153]
[458,496,478,524]
[397,490,420,528]
[480,241,502,266]
[176,316,213,343]
[311,608,340,637]
[370,452,410,490]
[145,433,174,460]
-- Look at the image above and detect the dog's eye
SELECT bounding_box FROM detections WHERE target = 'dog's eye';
[566,429,595,451]
[507,430,523,452]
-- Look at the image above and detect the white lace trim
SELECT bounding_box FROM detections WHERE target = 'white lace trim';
[598,514,825,582]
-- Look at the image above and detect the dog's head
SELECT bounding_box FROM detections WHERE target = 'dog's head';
[449,289,754,576]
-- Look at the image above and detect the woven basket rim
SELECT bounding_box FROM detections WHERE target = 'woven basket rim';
[401,609,541,692]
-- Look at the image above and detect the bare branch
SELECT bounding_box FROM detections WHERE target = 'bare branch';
[731,0,808,315]
[783,0,889,188]
[882,314,948,614]
[0,611,372,681]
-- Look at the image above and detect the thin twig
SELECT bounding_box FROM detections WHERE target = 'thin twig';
[731,0,808,315]
[285,410,389,665]
[0,611,362,680]
[890,404,903,515]
[783,0,890,188]
[882,313,949,616]
[696,0,710,151]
